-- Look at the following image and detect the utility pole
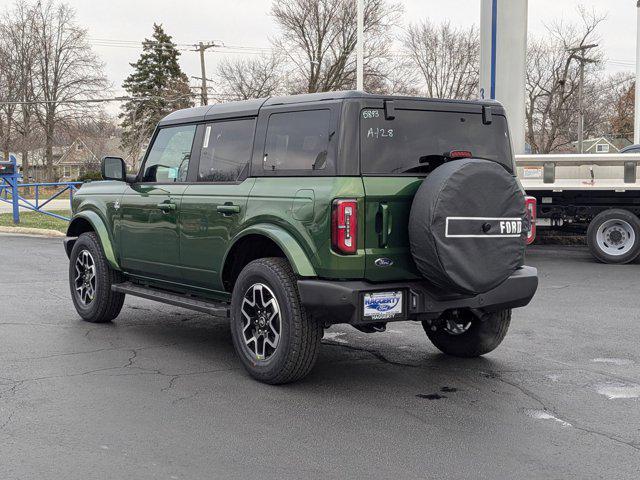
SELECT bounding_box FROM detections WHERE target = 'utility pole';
[356,0,364,91]
[194,42,219,106]
[567,44,598,153]
[635,0,640,144]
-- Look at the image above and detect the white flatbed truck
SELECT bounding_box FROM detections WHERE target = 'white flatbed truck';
[517,153,640,264]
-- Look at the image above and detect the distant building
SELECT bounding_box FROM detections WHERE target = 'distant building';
[574,137,633,154]
[56,138,98,181]
[11,136,135,182]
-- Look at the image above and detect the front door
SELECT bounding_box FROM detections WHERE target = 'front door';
[179,118,257,292]
[119,124,197,283]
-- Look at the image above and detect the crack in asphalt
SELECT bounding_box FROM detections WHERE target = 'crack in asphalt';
[0,322,74,328]
[160,375,180,393]
[322,340,423,368]
[484,371,640,453]
[8,342,180,364]
[124,349,138,369]
[324,340,640,454]
[0,410,15,432]
[506,346,640,386]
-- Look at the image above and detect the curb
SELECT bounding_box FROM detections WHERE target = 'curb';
[0,226,65,238]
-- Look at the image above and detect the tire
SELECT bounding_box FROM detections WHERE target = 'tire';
[69,232,125,323]
[408,158,526,295]
[587,209,640,264]
[230,257,322,384]
[423,309,511,358]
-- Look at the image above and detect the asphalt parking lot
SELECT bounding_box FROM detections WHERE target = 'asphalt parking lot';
[1,235,639,479]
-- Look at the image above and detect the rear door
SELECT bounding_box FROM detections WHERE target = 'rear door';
[359,104,515,282]
[179,118,257,292]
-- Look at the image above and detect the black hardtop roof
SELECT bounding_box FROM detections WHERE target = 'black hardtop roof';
[158,91,503,126]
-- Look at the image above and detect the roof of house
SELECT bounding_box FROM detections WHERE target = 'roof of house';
[583,137,619,153]
[57,138,98,165]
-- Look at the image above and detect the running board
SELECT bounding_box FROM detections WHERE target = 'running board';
[112,282,229,318]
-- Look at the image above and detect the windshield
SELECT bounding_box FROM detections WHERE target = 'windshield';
[360,108,514,175]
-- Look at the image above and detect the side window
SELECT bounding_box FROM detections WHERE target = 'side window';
[141,125,196,182]
[264,110,331,171]
[198,118,256,182]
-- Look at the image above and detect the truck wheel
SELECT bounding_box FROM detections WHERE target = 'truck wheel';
[69,232,125,323]
[587,209,640,264]
[230,258,322,384]
[423,309,511,357]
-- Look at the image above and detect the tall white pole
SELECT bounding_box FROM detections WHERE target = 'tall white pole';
[356,0,364,91]
[635,1,640,144]
[479,0,528,154]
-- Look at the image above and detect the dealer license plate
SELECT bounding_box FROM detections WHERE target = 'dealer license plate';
[363,291,403,320]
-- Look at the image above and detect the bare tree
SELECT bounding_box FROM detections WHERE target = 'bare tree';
[368,57,420,96]
[402,21,479,100]
[603,73,635,143]
[32,1,107,181]
[271,0,402,93]
[0,1,39,184]
[525,8,605,153]
[0,23,19,163]
[216,53,285,101]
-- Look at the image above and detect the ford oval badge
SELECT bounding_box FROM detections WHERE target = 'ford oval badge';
[374,257,394,267]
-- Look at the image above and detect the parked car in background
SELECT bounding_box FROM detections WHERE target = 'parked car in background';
[621,144,640,154]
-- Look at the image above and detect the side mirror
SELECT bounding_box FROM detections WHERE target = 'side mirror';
[101,156,126,181]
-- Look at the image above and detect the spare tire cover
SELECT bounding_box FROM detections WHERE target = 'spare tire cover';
[408,158,526,295]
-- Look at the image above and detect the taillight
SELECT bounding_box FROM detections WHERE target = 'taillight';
[525,196,537,245]
[331,199,358,254]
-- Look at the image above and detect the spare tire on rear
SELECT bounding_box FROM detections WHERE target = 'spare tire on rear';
[409,158,527,295]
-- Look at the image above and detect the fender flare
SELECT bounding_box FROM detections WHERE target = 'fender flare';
[67,210,120,271]
[226,224,317,277]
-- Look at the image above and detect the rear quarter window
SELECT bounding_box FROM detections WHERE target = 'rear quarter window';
[264,109,331,172]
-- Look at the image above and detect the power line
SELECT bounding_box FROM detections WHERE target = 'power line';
[87,36,270,55]
[0,94,198,106]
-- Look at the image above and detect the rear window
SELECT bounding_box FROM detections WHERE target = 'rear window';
[360,109,513,175]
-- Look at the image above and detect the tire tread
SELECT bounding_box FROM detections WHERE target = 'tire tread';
[70,232,125,323]
[231,257,322,384]
[586,209,640,264]
[423,309,511,357]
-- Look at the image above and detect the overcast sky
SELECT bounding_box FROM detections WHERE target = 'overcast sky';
[60,0,636,106]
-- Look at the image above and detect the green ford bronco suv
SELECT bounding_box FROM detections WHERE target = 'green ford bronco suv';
[64,91,538,384]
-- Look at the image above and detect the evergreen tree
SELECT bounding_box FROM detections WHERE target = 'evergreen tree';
[119,24,193,159]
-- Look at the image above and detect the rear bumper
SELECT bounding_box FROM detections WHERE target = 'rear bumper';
[297,266,538,325]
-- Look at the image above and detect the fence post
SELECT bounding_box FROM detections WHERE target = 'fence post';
[69,185,74,211]
[11,177,19,224]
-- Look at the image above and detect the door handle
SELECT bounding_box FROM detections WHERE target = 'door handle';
[157,202,176,212]
[378,203,390,247]
[217,204,241,215]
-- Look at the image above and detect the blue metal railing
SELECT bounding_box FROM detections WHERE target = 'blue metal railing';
[0,181,82,222]
[0,155,82,224]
